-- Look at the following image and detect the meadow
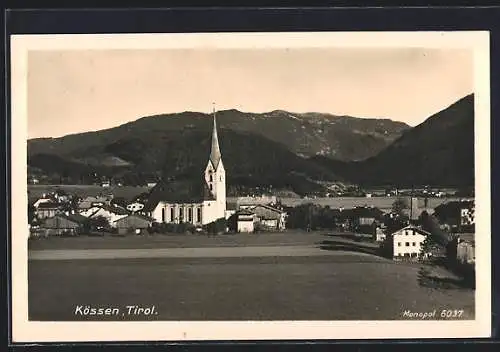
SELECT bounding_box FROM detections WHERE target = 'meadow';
[28,255,475,321]
[28,231,475,321]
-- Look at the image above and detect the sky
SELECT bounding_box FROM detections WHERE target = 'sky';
[27,48,473,139]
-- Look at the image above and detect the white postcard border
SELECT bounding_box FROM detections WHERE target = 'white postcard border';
[10,31,491,342]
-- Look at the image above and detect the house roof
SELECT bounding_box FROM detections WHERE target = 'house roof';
[143,178,215,212]
[457,232,475,243]
[237,209,255,216]
[113,213,155,223]
[391,225,431,236]
[37,202,64,209]
[252,204,285,214]
[66,213,89,223]
[100,204,130,215]
[45,213,88,225]
[434,200,474,216]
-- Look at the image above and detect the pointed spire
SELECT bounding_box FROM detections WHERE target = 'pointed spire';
[209,103,222,169]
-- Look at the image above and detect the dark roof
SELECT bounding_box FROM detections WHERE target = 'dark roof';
[237,209,255,216]
[100,204,130,215]
[143,178,215,212]
[37,202,64,209]
[66,213,89,223]
[252,204,284,213]
[114,213,155,223]
[46,213,88,225]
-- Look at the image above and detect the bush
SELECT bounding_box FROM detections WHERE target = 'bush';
[204,218,227,235]
[151,222,196,234]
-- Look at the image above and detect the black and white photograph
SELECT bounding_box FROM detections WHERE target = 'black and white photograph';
[10,31,491,342]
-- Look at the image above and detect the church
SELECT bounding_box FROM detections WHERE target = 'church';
[143,109,226,226]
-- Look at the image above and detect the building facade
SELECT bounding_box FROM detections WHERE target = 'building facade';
[392,225,430,259]
[144,109,226,226]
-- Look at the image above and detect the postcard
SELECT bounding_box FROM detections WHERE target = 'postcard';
[10,31,491,342]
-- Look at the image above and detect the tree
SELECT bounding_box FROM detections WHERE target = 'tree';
[89,216,110,231]
[391,197,409,217]
[420,235,442,261]
[28,204,36,223]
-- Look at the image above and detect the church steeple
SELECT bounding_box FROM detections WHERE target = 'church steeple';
[209,104,222,169]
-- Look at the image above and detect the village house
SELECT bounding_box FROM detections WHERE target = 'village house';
[113,213,154,235]
[35,202,64,219]
[448,232,475,265]
[143,109,226,227]
[33,197,53,209]
[232,209,255,233]
[247,204,287,231]
[40,213,89,236]
[78,195,113,211]
[375,225,387,242]
[340,206,383,234]
[433,200,475,232]
[391,225,431,260]
[81,204,130,228]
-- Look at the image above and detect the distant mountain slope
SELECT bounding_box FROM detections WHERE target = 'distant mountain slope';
[28,109,409,162]
[311,94,475,187]
[28,128,344,195]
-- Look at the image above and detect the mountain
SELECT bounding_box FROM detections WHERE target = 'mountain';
[28,127,347,196]
[311,94,475,188]
[28,110,409,162]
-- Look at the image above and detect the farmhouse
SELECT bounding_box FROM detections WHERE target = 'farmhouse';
[83,204,130,227]
[433,200,475,232]
[143,110,226,226]
[78,195,113,211]
[41,213,89,236]
[448,233,475,265]
[391,225,431,260]
[36,202,64,219]
[234,209,255,233]
[249,204,287,231]
[33,197,52,209]
[113,213,154,235]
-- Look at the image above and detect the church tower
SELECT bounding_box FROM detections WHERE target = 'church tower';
[204,106,226,220]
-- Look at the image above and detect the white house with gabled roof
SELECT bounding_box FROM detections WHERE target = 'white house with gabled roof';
[391,225,431,259]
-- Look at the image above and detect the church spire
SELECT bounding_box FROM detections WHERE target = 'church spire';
[209,103,222,169]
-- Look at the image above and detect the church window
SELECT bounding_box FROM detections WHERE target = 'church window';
[197,208,202,222]
[209,184,213,191]
[209,174,213,182]
[161,208,165,223]
[170,208,175,222]
[220,176,222,181]
[188,208,193,222]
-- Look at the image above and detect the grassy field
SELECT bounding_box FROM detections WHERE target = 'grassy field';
[28,255,475,321]
[28,231,475,321]
[28,231,334,250]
